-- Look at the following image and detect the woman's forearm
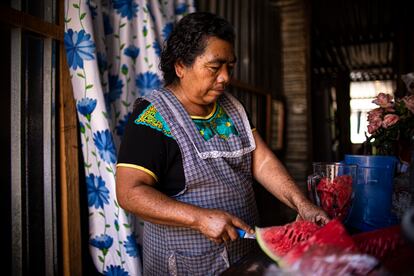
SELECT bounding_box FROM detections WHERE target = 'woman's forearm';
[252,132,310,212]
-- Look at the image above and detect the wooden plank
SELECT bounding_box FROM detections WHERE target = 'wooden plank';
[0,6,63,41]
[59,41,83,276]
[58,0,82,274]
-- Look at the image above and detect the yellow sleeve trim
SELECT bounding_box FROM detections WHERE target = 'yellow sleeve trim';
[116,163,159,182]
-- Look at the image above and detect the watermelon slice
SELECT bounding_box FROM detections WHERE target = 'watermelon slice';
[352,225,402,260]
[255,220,319,264]
[282,219,357,266]
[352,225,414,274]
[287,244,380,275]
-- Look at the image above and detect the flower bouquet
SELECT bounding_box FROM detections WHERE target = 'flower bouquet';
[365,93,414,160]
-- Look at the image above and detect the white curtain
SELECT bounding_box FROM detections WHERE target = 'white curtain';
[64,0,195,275]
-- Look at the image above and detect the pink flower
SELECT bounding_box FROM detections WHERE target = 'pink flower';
[382,114,399,128]
[372,93,394,108]
[403,95,414,114]
[367,108,383,122]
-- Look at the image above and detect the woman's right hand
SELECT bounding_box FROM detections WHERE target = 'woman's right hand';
[194,209,254,244]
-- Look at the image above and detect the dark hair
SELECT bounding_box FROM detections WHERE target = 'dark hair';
[160,12,235,86]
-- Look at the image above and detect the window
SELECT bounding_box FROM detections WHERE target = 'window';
[350,80,396,143]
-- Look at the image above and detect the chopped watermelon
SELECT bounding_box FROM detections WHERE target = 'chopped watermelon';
[255,220,319,263]
[316,175,353,221]
[282,219,357,266]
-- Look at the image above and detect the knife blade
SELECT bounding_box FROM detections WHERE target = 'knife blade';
[236,228,256,239]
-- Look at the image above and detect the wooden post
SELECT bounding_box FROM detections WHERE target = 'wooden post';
[59,0,83,274]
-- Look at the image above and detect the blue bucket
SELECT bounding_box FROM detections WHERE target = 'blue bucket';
[344,154,398,232]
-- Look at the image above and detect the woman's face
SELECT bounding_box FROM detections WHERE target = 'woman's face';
[176,36,236,106]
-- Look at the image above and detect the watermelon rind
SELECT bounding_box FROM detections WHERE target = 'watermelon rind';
[255,226,283,264]
[255,221,320,267]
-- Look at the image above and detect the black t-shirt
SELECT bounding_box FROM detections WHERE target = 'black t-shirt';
[117,98,254,196]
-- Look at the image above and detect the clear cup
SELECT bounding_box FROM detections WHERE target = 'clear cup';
[307,162,357,221]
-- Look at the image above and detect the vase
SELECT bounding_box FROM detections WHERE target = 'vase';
[344,155,398,232]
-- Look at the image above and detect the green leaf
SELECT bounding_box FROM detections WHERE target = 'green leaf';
[120,22,127,28]
[106,166,113,173]
[86,122,91,129]
[98,211,105,217]
[114,200,119,207]
[117,250,121,257]
[73,3,80,9]
[146,44,151,49]
[121,100,131,107]
[84,163,92,168]
[105,224,111,228]
[123,223,131,228]
[80,12,87,20]
[86,84,93,89]
[144,57,148,63]
[77,72,85,78]
[114,34,120,38]
[121,64,128,75]
[120,43,126,50]
[64,18,72,23]
[86,136,89,142]
[98,256,104,263]
[97,161,101,167]
[91,151,97,157]
[80,124,86,134]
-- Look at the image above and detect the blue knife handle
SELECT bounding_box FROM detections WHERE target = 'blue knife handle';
[236,228,246,238]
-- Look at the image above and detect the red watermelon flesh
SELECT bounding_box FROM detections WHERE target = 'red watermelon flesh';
[287,244,380,276]
[255,220,319,263]
[352,225,402,260]
[282,219,357,266]
[317,175,353,221]
[352,225,414,274]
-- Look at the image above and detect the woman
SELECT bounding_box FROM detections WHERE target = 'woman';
[116,12,328,275]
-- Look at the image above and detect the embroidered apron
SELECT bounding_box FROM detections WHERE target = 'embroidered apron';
[142,88,259,275]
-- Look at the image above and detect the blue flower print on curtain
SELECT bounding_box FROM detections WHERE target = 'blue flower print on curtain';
[135,72,162,96]
[162,22,173,41]
[93,130,117,164]
[104,265,130,276]
[124,234,139,257]
[64,29,96,70]
[87,174,110,208]
[113,0,139,20]
[65,1,196,275]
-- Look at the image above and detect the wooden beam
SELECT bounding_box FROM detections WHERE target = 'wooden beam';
[0,6,64,41]
[58,0,82,274]
[59,41,83,276]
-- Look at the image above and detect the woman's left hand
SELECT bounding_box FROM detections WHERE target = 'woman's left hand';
[296,200,330,226]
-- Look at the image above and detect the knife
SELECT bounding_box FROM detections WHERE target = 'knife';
[236,228,256,239]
